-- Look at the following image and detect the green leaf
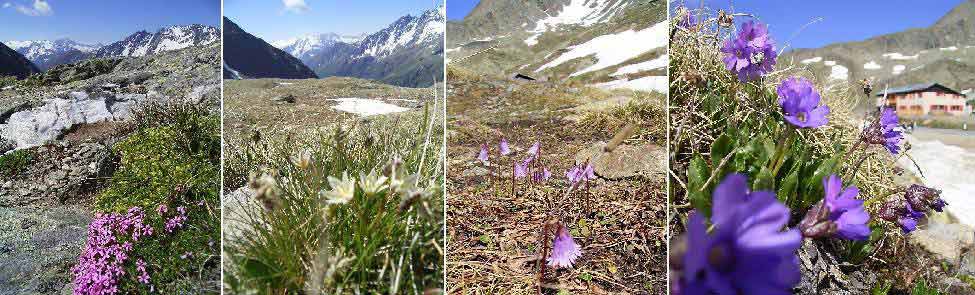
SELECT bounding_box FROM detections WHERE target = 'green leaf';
[777,166,799,206]
[578,272,593,282]
[802,158,838,208]
[710,133,735,169]
[242,258,273,279]
[687,154,712,216]
[753,166,774,191]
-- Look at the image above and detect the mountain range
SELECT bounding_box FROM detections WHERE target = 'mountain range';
[445,0,667,92]
[269,6,445,87]
[5,24,219,73]
[781,0,975,100]
[222,17,318,79]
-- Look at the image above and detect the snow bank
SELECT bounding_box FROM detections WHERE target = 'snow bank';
[824,60,837,66]
[940,46,958,51]
[612,54,668,76]
[892,64,906,75]
[535,22,668,76]
[829,65,848,80]
[863,61,882,70]
[899,138,975,227]
[327,98,411,116]
[593,76,667,93]
[883,52,918,60]
[800,57,822,64]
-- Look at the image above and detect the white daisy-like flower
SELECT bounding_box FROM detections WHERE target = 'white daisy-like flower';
[320,172,356,204]
[359,170,388,196]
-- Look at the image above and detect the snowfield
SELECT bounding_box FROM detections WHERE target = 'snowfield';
[829,64,848,80]
[892,64,906,75]
[883,52,919,60]
[535,21,668,76]
[593,76,667,93]
[327,98,411,116]
[800,57,822,64]
[523,0,629,47]
[863,61,882,70]
[612,54,668,76]
[899,136,975,227]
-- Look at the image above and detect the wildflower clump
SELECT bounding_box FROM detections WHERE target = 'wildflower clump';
[670,7,950,293]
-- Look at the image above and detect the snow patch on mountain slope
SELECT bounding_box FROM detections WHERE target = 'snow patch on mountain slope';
[883,52,918,60]
[524,0,629,47]
[5,39,100,60]
[800,57,822,64]
[892,64,906,75]
[864,61,882,70]
[593,76,667,93]
[535,22,668,76]
[829,64,848,80]
[612,54,667,76]
[327,98,411,116]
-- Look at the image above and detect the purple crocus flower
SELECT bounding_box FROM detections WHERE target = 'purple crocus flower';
[547,224,581,268]
[778,77,830,128]
[583,163,595,180]
[862,107,903,154]
[679,174,801,294]
[721,21,777,81]
[566,166,582,183]
[477,143,489,165]
[821,175,870,240]
[499,138,511,156]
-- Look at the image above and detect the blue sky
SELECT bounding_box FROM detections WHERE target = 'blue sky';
[679,0,964,50]
[0,0,219,44]
[447,0,477,20]
[225,0,443,43]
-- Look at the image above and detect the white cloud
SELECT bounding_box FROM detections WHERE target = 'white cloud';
[7,0,52,16]
[282,0,308,13]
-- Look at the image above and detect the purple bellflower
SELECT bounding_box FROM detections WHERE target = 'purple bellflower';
[721,20,777,81]
[477,143,489,165]
[678,174,801,294]
[778,77,830,128]
[800,175,870,240]
[862,107,903,154]
[499,138,511,156]
[547,224,581,268]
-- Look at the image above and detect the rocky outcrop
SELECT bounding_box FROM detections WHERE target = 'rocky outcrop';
[574,142,666,179]
[0,142,114,206]
[795,240,877,295]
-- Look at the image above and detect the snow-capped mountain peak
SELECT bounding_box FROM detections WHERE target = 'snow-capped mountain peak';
[274,32,367,58]
[5,39,100,60]
[358,7,445,59]
[95,24,219,58]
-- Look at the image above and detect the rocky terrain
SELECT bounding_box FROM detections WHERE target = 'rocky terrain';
[0,42,40,80]
[0,42,220,294]
[273,7,445,88]
[223,17,318,80]
[781,0,975,103]
[446,0,666,92]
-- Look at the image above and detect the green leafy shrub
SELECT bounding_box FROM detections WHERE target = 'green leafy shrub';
[0,149,34,177]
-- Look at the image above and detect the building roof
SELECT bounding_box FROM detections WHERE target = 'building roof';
[877,83,964,96]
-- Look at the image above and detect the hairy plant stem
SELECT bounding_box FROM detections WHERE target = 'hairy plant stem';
[769,126,796,182]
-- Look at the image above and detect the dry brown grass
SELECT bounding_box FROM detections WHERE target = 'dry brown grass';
[446,68,667,294]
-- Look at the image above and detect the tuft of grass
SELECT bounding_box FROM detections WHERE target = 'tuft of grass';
[0,149,34,177]
[224,99,445,294]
